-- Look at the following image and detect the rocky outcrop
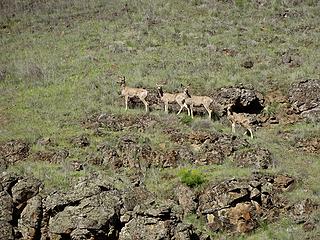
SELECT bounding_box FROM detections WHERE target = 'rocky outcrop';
[232,147,273,169]
[293,136,320,154]
[32,149,69,164]
[288,79,320,121]
[1,171,318,239]
[211,85,265,117]
[41,175,123,239]
[119,201,195,240]
[0,140,30,169]
[83,112,157,133]
[0,173,42,240]
[197,174,295,233]
[89,131,253,170]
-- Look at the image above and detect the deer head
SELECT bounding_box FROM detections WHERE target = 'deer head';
[117,76,126,86]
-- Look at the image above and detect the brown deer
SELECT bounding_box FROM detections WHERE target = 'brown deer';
[117,76,149,112]
[176,85,192,115]
[184,90,214,119]
[156,84,190,114]
[226,105,254,138]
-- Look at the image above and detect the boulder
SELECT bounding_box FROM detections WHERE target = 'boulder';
[32,149,69,163]
[119,202,195,240]
[294,136,320,154]
[197,174,295,233]
[0,173,20,240]
[11,177,42,206]
[211,86,265,117]
[42,175,123,239]
[232,147,273,169]
[176,185,198,216]
[288,79,320,121]
[0,140,29,168]
[18,195,43,240]
[48,191,121,239]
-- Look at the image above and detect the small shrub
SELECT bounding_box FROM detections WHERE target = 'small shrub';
[177,168,206,187]
[179,115,193,126]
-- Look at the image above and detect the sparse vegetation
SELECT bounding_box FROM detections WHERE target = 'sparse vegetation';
[1,0,320,238]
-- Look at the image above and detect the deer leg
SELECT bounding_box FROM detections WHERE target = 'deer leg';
[232,122,236,133]
[243,128,253,139]
[177,104,184,115]
[248,128,254,139]
[184,103,190,116]
[165,102,168,113]
[204,105,212,119]
[125,96,129,111]
[142,99,149,112]
[190,105,194,118]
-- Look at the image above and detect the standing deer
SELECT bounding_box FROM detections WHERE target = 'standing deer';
[117,76,149,112]
[176,85,192,115]
[226,105,254,138]
[156,84,190,114]
[184,90,214,119]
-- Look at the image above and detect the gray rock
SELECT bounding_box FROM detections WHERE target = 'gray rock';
[0,140,29,167]
[48,192,121,239]
[176,185,198,216]
[288,79,320,121]
[18,195,43,240]
[0,191,14,240]
[12,177,42,205]
[211,86,265,117]
[232,147,273,169]
[119,202,195,240]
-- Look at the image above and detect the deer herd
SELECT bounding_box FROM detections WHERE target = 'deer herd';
[117,76,255,138]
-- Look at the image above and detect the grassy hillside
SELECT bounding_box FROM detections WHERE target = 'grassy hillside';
[1,0,320,238]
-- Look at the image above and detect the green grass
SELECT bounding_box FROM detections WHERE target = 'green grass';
[1,0,320,238]
[8,160,87,191]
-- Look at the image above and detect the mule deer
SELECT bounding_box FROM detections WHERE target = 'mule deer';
[227,105,254,138]
[176,85,192,115]
[156,84,190,114]
[156,84,177,113]
[184,90,213,119]
[117,76,149,112]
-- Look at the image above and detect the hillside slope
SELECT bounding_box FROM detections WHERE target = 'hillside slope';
[1,0,320,239]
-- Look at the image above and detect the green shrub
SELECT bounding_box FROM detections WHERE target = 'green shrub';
[179,115,193,126]
[177,168,206,187]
